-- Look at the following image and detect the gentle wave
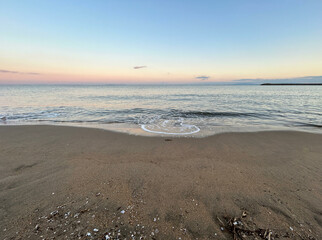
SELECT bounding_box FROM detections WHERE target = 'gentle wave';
[5,108,264,120]
[293,122,322,128]
[173,110,263,118]
[3,108,321,126]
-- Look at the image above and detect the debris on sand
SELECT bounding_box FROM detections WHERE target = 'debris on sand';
[4,195,319,240]
[34,224,40,232]
[217,212,280,240]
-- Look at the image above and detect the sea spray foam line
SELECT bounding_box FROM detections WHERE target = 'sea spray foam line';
[141,124,200,135]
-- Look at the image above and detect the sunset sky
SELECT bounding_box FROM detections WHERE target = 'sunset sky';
[1,0,322,84]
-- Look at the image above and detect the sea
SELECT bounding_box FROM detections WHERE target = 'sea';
[0,84,321,137]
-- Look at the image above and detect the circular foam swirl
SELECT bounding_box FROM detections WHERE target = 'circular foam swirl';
[141,119,200,135]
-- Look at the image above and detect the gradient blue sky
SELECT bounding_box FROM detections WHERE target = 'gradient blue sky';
[1,0,322,83]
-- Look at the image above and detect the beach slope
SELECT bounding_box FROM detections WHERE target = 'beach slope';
[0,126,321,239]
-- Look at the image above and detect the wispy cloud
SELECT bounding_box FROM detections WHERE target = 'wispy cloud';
[133,66,147,69]
[195,75,210,81]
[0,69,40,75]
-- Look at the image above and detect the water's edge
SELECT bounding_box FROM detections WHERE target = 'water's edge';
[1,122,320,138]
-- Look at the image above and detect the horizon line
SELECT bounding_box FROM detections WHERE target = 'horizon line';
[1,75,321,85]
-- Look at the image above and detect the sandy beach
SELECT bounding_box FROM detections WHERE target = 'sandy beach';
[0,125,321,239]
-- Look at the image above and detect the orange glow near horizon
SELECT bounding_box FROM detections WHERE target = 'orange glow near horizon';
[1,65,322,84]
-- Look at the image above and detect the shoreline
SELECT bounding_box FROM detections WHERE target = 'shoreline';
[1,122,321,138]
[1,125,321,239]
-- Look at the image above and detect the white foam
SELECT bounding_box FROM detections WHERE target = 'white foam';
[141,119,200,135]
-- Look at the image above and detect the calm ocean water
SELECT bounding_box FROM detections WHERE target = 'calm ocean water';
[0,85,321,136]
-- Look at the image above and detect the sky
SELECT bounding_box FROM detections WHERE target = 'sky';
[0,0,322,84]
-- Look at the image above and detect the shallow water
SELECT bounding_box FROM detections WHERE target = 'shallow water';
[0,84,321,136]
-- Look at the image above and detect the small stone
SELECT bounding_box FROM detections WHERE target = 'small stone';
[50,210,59,216]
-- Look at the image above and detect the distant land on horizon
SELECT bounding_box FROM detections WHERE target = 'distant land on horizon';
[193,76,322,85]
[261,83,322,86]
[229,76,322,85]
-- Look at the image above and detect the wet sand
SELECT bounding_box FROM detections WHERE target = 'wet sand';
[0,125,321,239]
